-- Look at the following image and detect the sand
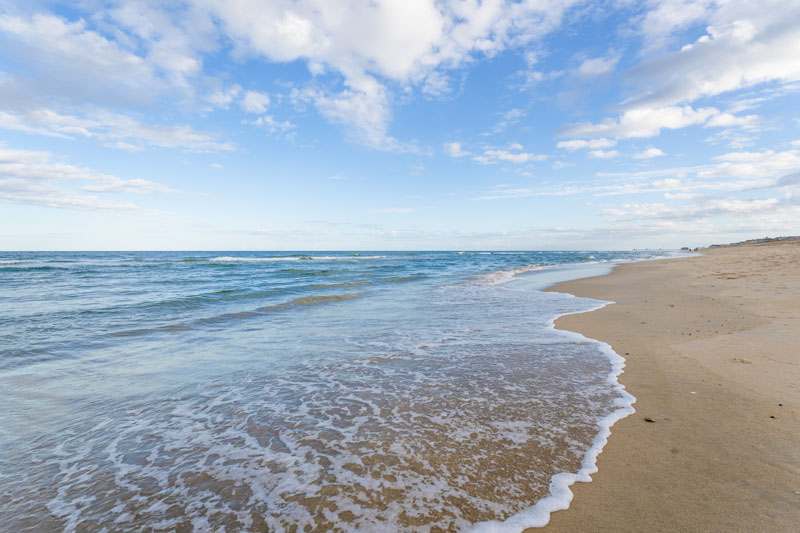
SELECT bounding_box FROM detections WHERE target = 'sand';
[537,239,800,532]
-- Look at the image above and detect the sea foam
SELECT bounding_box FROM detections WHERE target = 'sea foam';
[469,297,636,531]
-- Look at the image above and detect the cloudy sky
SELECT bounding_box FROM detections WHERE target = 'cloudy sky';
[1,0,798,250]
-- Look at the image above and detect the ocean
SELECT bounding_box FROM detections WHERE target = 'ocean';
[0,250,667,531]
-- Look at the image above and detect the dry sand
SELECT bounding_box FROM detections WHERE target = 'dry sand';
[537,239,800,532]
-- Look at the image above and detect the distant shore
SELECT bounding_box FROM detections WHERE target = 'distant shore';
[538,239,800,531]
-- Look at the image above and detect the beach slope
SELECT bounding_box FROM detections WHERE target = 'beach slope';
[541,240,800,531]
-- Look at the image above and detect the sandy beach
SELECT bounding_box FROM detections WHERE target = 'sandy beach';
[538,240,800,531]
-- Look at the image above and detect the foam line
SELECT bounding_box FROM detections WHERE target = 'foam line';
[468,293,635,531]
[210,255,386,262]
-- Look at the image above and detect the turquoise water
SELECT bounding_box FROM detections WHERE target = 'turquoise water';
[0,251,664,531]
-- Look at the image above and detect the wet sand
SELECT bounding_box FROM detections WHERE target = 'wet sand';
[539,240,800,531]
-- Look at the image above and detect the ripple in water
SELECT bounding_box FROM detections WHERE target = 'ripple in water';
[0,251,658,531]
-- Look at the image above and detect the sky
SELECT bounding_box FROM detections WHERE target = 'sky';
[0,0,799,250]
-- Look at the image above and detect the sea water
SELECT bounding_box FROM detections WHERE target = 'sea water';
[0,251,664,531]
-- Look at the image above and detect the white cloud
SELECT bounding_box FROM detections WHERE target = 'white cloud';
[0,2,586,149]
[557,138,617,150]
[635,148,666,159]
[240,90,271,113]
[605,197,784,222]
[205,84,242,108]
[198,0,581,146]
[250,114,295,134]
[473,146,547,164]
[637,0,716,51]
[553,1,799,148]
[0,146,173,193]
[0,109,94,139]
[589,149,620,159]
[295,78,395,149]
[491,108,525,134]
[576,54,619,76]
[474,184,587,200]
[0,11,188,109]
[701,149,800,180]
[631,1,800,108]
[0,177,139,211]
[0,146,177,210]
[651,178,681,189]
[476,147,800,201]
[444,142,470,158]
[420,71,451,96]
[106,1,211,79]
[0,108,234,152]
[562,105,757,139]
[664,192,699,200]
[705,112,759,128]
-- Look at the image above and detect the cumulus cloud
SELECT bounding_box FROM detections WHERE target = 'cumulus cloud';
[0,1,589,149]
[205,85,241,108]
[556,1,799,148]
[196,0,582,146]
[637,0,717,51]
[444,142,470,158]
[635,148,666,159]
[561,105,757,139]
[240,90,271,113]
[294,78,397,149]
[630,1,800,109]
[589,149,620,159]
[575,54,620,76]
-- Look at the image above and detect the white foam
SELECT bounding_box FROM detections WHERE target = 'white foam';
[469,298,636,532]
[211,256,302,262]
[477,265,543,286]
[210,255,386,262]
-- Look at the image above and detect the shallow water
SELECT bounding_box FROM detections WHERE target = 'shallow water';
[0,251,662,531]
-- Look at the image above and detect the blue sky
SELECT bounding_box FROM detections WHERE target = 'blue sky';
[1,0,798,250]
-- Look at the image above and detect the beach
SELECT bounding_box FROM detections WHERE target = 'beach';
[540,240,800,531]
[1,247,797,530]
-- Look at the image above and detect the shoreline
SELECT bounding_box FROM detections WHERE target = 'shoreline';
[534,240,800,531]
[471,297,636,532]
[473,253,682,532]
